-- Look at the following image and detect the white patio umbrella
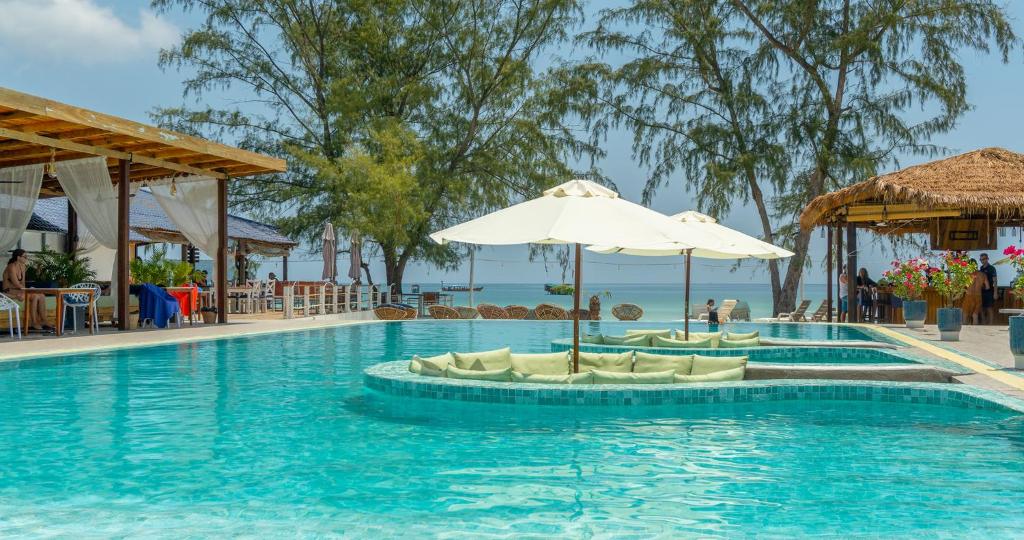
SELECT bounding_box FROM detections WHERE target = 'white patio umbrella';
[430,179,704,372]
[590,210,793,339]
[321,222,337,281]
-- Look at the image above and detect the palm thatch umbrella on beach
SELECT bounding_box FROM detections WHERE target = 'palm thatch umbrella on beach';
[430,179,718,372]
[590,211,792,339]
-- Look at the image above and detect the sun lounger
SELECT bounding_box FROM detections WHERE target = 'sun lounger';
[428,305,461,319]
[534,303,568,320]
[504,305,529,319]
[778,299,812,322]
[807,300,830,322]
[611,303,643,321]
[477,303,510,319]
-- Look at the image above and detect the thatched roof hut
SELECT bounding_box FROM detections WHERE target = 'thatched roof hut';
[800,147,1024,230]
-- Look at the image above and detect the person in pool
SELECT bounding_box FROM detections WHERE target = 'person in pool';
[706,299,719,325]
[2,249,50,332]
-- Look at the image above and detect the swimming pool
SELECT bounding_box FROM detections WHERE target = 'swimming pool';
[1,321,1022,537]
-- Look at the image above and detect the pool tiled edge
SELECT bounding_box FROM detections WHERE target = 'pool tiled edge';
[364,361,1024,413]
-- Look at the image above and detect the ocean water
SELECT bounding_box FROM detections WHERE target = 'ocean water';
[0,322,1022,537]
[415,282,828,320]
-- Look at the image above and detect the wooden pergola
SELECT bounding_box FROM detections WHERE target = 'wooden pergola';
[0,87,286,328]
[800,147,1024,323]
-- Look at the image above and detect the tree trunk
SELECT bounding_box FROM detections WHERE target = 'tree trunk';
[744,168,784,314]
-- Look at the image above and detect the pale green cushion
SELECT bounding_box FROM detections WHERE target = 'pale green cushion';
[652,335,714,349]
[624,328,672,339]
[446,365,511,382]
[674,366,745,383]
[510,352,570,375]
[453,347,512,371]
[592,369,675,385]
[719,337,760,348]
[512,371,594,384]
[409,352,453,377]
[633,352,693,374]
[674,330,722,347]
[581,334,604,344]
[579,351,633,373]
[726,330,759,340]
[691,355,748,375]
[602,334,649,346]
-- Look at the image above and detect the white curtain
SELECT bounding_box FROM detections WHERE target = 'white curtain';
[0,163,44,254]
[56,157,121,305]
[150,177,220,283]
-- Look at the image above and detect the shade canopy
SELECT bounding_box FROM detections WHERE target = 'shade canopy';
[589,210,793,259]
[430,179,701,248]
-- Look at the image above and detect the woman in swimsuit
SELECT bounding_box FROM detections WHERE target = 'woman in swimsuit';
[2,249,49,331]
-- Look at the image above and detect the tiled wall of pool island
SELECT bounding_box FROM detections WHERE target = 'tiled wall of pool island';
[364,362,1024,413]
[549,340,930,365]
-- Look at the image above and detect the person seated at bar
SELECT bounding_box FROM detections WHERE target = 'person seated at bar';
[979,253,998,324]
[2,249,50,332]
[856,268,877,322]
[705,299,719,325]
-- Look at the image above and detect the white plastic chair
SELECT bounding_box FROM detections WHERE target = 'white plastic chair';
[63,283,101,334]
[0,293,21,339]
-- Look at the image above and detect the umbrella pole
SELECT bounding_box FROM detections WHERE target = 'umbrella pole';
[573,243,581,373]
[684,249,692,341]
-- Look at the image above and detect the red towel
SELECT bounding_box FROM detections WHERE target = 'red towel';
[168,286,199,316]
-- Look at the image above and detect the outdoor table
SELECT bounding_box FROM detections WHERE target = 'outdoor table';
[23,287,96,337]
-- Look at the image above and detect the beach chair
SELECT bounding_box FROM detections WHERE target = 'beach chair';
[63,282,101,333]
[375,304,417,320]
[611,303,643,321]
[778,299,812,322]
[807,300,830,322]
[456,306,479,319]
[0,293,21,339]
[504,305,529,319]
[569,308,591,320]
[428,305,461,319]
[716,299,738,322]
[535,303,568,320]
[731,301,751,321]
[477,303,510,319]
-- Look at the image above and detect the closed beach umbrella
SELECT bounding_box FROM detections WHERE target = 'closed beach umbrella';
[348,234,362,282]
[590,210,793,339]
[431,179,707,372]
[321,222,337,281]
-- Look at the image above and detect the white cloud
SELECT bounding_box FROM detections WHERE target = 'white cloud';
[0,0,179,65]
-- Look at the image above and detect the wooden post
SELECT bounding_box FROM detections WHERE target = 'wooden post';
[116,159,130,330]
[217,178,228,323]
[572,243,581,374]
[180,243,188,261]
[846,222,857,323]
[66,200,78,254]
[826,227,833,322]
[684,249,692,340]
[282,255,289,281]
[237,240,247,284]
[836,224,844,319]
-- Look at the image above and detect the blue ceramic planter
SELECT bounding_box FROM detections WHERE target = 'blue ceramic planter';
[902,300,927,329]
[1010,316,1024,369]
[936,307,962,341]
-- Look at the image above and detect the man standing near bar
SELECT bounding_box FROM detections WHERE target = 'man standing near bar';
[980,253,998,324]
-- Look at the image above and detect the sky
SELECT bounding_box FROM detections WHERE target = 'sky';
[3,0,1024,285]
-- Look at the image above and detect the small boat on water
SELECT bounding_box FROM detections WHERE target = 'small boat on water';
[442,282,483,292]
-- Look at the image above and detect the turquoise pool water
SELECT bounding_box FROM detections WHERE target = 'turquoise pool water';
[1,322,1022,537]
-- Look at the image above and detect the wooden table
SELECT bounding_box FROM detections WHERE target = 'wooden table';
[23,288,96,337]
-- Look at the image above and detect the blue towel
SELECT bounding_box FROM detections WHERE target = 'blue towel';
[137,283,181,328]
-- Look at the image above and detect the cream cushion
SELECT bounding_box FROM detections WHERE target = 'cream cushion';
[675,366,745,383]
[652,336,714,349]
[581,334,604,344]
[453,347,512,371]
[726,330,759,340]
[674,330,722,347]
[624,328,672,339]
[592,369,675,384]
[602,334,649,346]
[512,371,594,384]
[633,352,694,374]
[510,352,570,375]
[446,365,512,382]
[579,351,633,373]
[409,352,453,377]
[719,337,760,349]
[691,355,748,375]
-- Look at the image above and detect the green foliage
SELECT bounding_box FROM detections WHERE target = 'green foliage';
[546,283,573,295]
[27,248,96,287]
[151,0,591,291]
[130,246,197,287]
[561,0,1016,312]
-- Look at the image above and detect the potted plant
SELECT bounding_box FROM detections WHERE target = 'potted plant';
[200,306,218,325]
[130,246,195,287]
[882,257,930,328]
[1003,245,1024,368]
[931,251,976,341]
[27,248,96,288]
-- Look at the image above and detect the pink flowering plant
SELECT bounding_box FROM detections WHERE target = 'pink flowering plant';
[1003,245,1024,299]
[882,257,930,301]
[931,251,977,308]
